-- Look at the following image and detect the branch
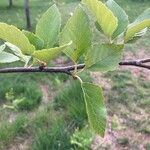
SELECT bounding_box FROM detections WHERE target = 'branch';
[0,64,85,75]
[119,58,150,70]
[0,59,149,75]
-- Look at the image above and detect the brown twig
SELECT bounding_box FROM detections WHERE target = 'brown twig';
[0,59,149,75]
[119,58,150,70]
[0,64,85,75]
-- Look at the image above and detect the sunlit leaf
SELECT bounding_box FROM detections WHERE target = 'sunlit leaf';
[85,44,124,72]
[125,8,150,42]
[82,82,107,136]
[32,41,72,63]
[36,4,61,48]
[125,20,150,42]
[22,30,44,50]
[0,51,20,63]
[0,23,35,54]
[60,5,92,62]
[82,0,118,37]
[126,28,147,43]
[106,0,129,39]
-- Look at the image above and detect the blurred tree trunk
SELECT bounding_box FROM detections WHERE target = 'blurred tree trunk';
[8,0,13,8]
[24,0,32,30]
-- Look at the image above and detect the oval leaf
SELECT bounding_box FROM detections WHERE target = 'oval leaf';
[82,0,118,37]
[106,0,129,39]
[126,28,147,43]
[22,30,44,50]
[32,42,72,63]
[85,44,124,72]
[81,82,107,136]
[0,23,35,55]
[36,4,61,48]
[0,52,20,63]
[125,20,150,42]
[125,8,150,42]
[60,5,92,62]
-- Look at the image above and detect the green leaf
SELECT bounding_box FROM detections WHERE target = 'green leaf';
[82,0,118,37]
[126,28,147,43]
[0,44,6,53]
[125,8,150,42]
[36,4,61,48]
[5,42,31,66]
[85,44,124,72]
[125,20,150,42]
[106,0,129,39]
[60,5,92,62]
[0,23,35,55]
[32,41,72,63]
[22,30,44,50]
[81,82,107,136]
[0,51,20,63]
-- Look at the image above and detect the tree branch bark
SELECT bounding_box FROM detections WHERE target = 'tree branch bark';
[119,58,150,70]
[8,0,13,8]
[0,64,85,75]
[0,59,149,75]
[24,0,32,30]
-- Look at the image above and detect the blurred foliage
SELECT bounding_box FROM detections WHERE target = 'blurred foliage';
[0,114,28,149]
[0,73,42,110]
[71,126,93,149]
[32,120,74,150]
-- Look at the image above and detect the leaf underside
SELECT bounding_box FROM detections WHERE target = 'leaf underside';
[0,51,20,63]
[5,42,31,65]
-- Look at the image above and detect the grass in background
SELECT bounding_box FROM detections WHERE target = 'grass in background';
[0,105,68,149]
[105,70,150,138]
[32,120,74,150]
[0,73,91,149]
[29,105,75,150]
[29,73,92,150]
[106,71,150,107]
[0,114,28,150]
[31,73,93,150]
[0,73,42,110]
[54,73,92,127]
